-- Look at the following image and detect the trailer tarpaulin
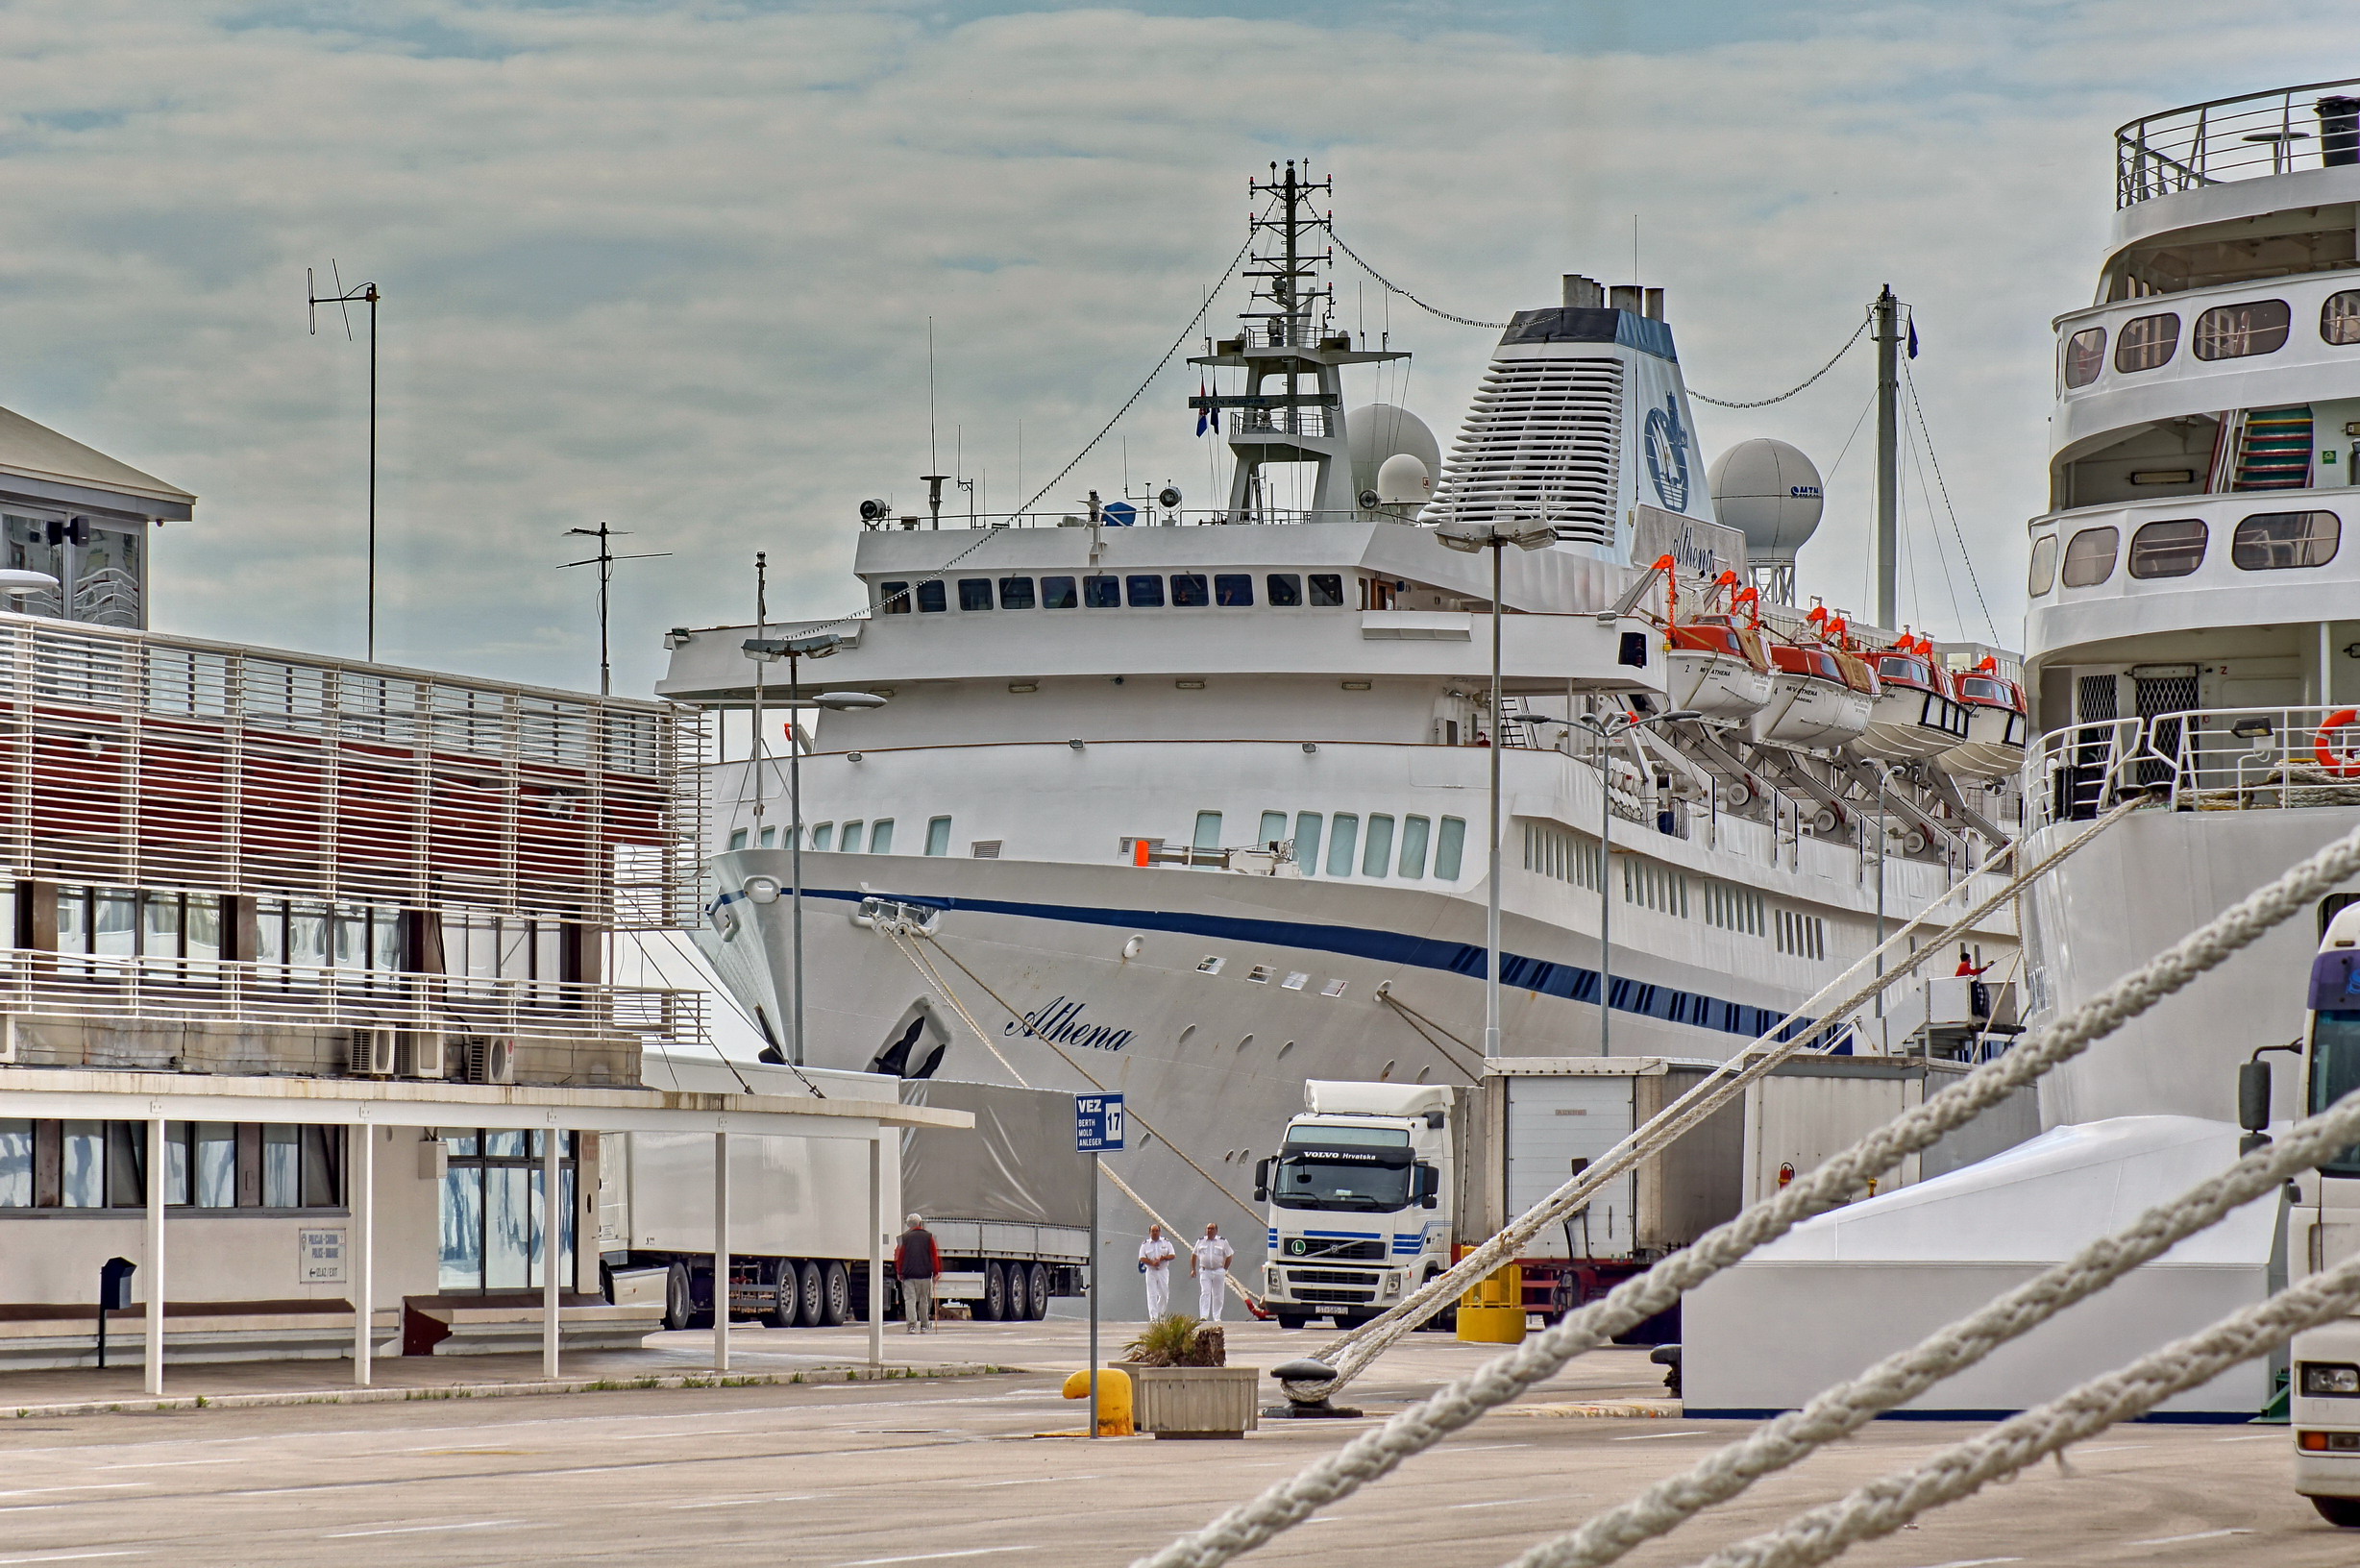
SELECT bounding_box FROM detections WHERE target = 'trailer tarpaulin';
[899,1079,1093,1229]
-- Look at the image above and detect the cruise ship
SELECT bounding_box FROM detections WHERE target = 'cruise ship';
[2019,82,2360,1127]
[658,165,2022,1309]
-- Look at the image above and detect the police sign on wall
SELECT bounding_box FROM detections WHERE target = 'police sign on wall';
[299,1227,348,1285]
[1074,1093,1126,1153]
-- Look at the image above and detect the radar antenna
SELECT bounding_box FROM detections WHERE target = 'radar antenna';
[307,261,385,661]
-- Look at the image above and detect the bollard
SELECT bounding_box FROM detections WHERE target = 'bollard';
[1062,1366,1134,1435]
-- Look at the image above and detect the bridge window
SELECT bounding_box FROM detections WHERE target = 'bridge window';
[839,821,864,853]
[2194,299,2292,360]
[2061,526,2119,587]
[1042,576,1078,609]
[2028,535,2057,596]
[998,576,1036,609]
[2127,518,2207,578]
[1292,813,1323,877]
[811,823,834,851]
[2233,509,2341,570]
[879,581,911,615]
[2325,291,2360,346]
[1266,574,1303,606]
[1215,574,1255,606]
[1126,575,1165,607]
[868,820,895,854]
[915,580,947,613]
[924,817,951,856]
[1257,810,1289,845]
[2113,312,2179,373]
[1399,815,1431,878]
[1308,574,1345,607]
[1326,813,1360,877]
[957,578,994,611]
[1362,814,1395,878]
[1192,811,1222,850]
[1171,574,1209,607]
[1083,575,1120,608]
[2063,327,2105,388]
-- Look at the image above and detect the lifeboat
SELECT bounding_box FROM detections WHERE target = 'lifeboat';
[1942,658,2029,780]
[1739,592,1875,748]
[1659,570,1773,721]
[1854,635,1971,762]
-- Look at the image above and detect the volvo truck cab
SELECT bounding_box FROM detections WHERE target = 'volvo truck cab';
[1253,1081,1457,1330]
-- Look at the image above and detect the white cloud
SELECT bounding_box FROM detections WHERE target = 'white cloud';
[0,1,2345,686]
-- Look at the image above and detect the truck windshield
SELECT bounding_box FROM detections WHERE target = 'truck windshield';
[1271,1152,1412,1212]
[2314,1011,2360,1177]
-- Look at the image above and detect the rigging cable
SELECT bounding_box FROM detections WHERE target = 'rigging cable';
[1902,355,2001,643]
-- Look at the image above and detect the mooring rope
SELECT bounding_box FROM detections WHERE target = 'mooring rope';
[1131,812,2360,1568]
[1500,1085,2360,1568]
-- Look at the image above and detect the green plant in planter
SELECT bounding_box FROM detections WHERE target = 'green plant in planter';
[1122,1313,1226,1367]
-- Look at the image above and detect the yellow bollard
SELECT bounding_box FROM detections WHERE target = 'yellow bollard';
[1061,1366,1135,1435]
[1457,1262,1527,1344]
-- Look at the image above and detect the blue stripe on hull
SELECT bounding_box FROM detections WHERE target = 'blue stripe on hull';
[725,883,1841,1049]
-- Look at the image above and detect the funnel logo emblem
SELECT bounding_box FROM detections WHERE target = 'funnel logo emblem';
[1643,394,1691,511]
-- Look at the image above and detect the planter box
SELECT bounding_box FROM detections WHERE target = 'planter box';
[1132,1364,1260,1438]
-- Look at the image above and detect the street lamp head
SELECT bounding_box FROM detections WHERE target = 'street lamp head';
[1435,519,1557,553]
[815,690,886,711]
[743,632,846,661]
[1655,709,1703,724]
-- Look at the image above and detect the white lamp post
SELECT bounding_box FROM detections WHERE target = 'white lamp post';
[1570,706,1698,1056]
[744,631,888,1065]
[1434,518,1556,1059]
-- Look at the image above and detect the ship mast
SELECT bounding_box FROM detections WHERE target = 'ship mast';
[1190,161,1406,522]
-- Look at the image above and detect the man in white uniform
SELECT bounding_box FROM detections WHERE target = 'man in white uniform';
[1190,1222,1235,1321]
[1138,1223,1178,1319]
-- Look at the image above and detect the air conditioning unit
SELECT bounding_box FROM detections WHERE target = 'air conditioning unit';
[462,1036,516,1086]
[399,1030,448,1080]
[348,1028,398,1077]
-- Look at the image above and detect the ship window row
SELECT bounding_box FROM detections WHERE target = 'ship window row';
[1208,808,1465,880]
[0,1119,346,1211]
[2033,509,2341,594]
[732,818,897,855]
[2062,293,2360,388]
[879,572,1348,615]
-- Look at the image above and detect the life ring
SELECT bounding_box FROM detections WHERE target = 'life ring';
[2316,708,2360,776]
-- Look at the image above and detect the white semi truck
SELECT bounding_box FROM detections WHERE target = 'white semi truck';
[2284,902,2360,1525]
[1255,1057,2034,1330]
[600,1054,1093,1329]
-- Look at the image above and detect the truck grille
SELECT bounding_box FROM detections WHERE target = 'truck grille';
[1288,1268,1380,1286]
[1280,1239,1385,1262]
[1293,1287,1376,1305]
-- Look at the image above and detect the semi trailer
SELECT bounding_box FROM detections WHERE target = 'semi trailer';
[600,1053,1093,1329]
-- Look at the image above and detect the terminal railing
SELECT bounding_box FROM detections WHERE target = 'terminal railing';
[2118,79,2360,207]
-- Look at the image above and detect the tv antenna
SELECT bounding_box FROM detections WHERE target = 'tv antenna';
[307,261,383,661]
[559,523,671,696]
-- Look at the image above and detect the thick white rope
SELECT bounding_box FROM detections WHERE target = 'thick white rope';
[1132,814,2360,1568]
[1291,796,2141,1399]
[1502,1086,2360,1568]
[1696,1249,2360,1568]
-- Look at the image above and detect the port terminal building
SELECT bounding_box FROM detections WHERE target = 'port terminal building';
[0,405,955,1389]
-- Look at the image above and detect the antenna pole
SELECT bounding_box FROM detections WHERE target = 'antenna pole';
[367,283,379,661]
[1874,284,1901,628]
[559,525,668,698]
[751,553,768,831]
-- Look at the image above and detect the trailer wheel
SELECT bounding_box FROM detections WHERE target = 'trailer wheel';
[763,1262,799,1329]
[1027,1263,1050,1319]
[820,1262,852,1327]
[980,1261,1008,1321]
[1005,1263,1031,1322]
[663,1262,695,1332]
[796,1261,824,1328]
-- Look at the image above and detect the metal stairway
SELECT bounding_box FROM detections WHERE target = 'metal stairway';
[2233,405,2314,490]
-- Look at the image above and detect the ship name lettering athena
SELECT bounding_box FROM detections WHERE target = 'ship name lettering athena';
[1004,995,1134,1052]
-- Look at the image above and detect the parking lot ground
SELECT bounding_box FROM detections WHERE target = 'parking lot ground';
[0,1317,2344,1566]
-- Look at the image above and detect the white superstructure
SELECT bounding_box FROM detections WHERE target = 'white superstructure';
[661,168,2020,1298]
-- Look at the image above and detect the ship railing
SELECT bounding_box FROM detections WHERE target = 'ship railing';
[2025,705,2360,827]
[2117,80,2360,208]
[0,952,708,1046]
[1233,407,1332,439]
[869,505,1395,531]
[1232,322,1346,351]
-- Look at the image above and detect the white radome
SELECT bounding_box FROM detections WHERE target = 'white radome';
[1707,438,1824,566]
[1347,403,1440,507]
[1374,453,1431,506]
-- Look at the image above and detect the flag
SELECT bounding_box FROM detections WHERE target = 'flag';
[1906,318,1920,359]
[1195,380,1208,437]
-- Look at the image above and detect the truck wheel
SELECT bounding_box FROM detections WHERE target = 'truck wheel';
[663,1262,695,1332]
[763,1262,799,1329]
[796,1261,824,1328]
[821,1262,852,1326]
[1004,1263,1030,1322]
[2315,1496,2360,1529]
[1273,1311,1310,1330]
[1027,1264,1050,1319]
[980,1261,1008,1321]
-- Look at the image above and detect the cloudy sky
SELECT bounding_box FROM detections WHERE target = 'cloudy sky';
[0,2,2345,693]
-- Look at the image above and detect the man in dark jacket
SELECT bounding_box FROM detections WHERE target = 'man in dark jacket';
[896,1213,941,1334]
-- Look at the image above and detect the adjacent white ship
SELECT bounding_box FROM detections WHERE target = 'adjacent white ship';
[661,165,2022,1311]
